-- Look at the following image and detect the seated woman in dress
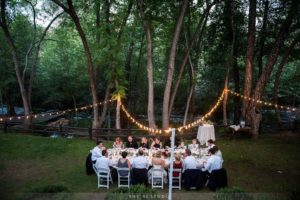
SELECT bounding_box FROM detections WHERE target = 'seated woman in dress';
[140,137,149,149]
[177,140,186,149]
[172,153,183,177]
[148,151,168,184]
[117,151,131,176]
[188,139,199,149]
[113,137,124,149]
[151,137,162,149]
[125,135,138,149]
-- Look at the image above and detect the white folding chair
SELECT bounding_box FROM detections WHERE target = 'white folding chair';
[171,168,182,190]
[151,168,164,189]
[117,168,130,188]
[93,165,113,189]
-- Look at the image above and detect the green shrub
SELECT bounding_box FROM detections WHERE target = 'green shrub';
[105,184,160,200]
[214,187,253,200]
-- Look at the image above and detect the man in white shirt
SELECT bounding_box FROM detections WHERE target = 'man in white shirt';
[95,149,111,171]
[91,141,104,163]
[183,149,199,171]
[203,147,223,173]
[132,149,149,169]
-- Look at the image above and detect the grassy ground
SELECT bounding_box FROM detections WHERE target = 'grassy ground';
[0,133,299,200]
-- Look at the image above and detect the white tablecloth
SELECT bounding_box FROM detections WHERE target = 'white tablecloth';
[197,124,215,145]
[106,148,207,168]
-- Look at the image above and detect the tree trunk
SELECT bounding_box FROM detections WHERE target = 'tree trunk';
[223,0,235,126]
[257,0,269,77]
[136,0,157,128]
[242,0,256,122]
[168,4,213,117]
[273,35,299,124]
[233,41,240,125]
[0,0,30,128]
[250,0,299,135]
[99,86,110,127]
[52,0,100,130]
[162,0,188,129]
[183,55,195,126]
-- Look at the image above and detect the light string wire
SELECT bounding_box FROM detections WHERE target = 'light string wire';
[120,89,226,133]
[0,99,115,122]
[226,89,298,111]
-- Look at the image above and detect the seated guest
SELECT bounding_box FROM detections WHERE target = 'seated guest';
[177,140,186,149]
[163,135,180,148]
[212,146,223,161]
[203,148,226,191]
[113,137,124,149]
[183,149,203,190]
[148,151,168,184]
[125,135,138,149]
[151,137,162,149]
[188,139,199,149]
[95,149,111,171]
[140,137,149,149]
[91,140,104,164]
[172,154,183,177]
[183,149,199,170]
[132,149,149,186]
[202,148,223,173]
[163,136,171,148]
[205,139,215,154]
[117,151,131,176]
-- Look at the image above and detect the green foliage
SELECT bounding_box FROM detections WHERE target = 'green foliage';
[214,187,253,200]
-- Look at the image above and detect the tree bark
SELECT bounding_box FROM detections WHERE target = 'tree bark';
[223,0,235,126]
[273,35,299,123]
[242,0,256,122]
[168,1,215,117]
[99,86,110,128]
[233,39,240,125]
[183,55,195,126]
[250,0,299,135]
[257,0,269,77]
[162,0,188,129]
[0,0,30,128]
[52,0,100,130]
[136,0,157,128]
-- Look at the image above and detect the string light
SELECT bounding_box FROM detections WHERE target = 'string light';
[0,99,115,122]
[120,104,163,134]
[227,89,298,111]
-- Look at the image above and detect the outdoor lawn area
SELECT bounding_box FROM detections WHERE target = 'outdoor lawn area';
[0,133,299,200]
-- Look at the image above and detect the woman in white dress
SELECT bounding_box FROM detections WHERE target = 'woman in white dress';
[148,151,168,184]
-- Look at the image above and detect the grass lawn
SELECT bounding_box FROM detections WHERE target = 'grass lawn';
[0,133,300,200]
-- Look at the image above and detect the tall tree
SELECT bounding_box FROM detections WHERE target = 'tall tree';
[51,0,100,130]
[162,0,188,130]
[257,0,269,76]
[273,34,300,124]
[0,0,31,127]
[168,0,217,117]
[136,0,156,128]
[223,0,235,126]
[250,0,299,136]
[242,0,256,122]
